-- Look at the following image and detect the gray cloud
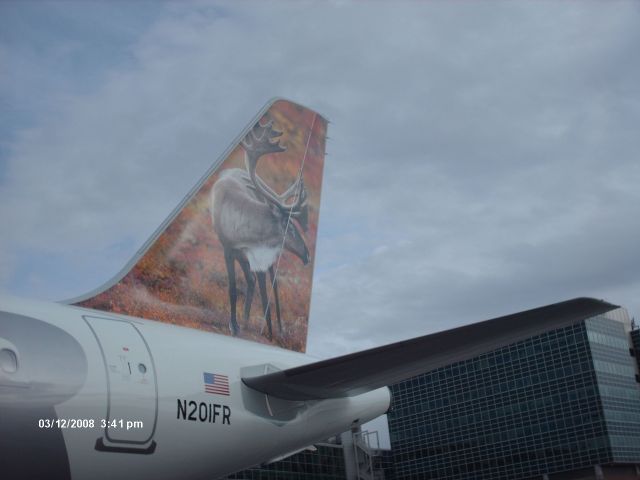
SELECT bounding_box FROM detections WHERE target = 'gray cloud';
[0,1,639,363]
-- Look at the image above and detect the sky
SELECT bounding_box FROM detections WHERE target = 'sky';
[1,0,640,446]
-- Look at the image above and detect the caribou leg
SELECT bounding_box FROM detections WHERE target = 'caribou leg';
[237,254,255,325]
[223,249,240,336]
[256,271,273,340]
[269,266,283,333]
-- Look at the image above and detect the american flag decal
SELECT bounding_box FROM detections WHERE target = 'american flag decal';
[203,372,230,396]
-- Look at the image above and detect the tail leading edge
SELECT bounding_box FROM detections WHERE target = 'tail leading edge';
[69,99,328,353]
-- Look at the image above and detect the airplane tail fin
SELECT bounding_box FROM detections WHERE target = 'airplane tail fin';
[69,99,328,353]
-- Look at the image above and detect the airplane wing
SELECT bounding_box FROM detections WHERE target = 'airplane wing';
[242,297,618,400]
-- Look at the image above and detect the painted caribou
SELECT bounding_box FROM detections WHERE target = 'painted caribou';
[210,119,309,339]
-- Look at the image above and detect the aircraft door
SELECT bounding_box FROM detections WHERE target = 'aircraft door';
[84,316,157,454]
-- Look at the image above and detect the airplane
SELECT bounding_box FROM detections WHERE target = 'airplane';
[0,98,617,480]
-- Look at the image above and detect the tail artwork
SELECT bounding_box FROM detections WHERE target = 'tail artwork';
[70,99,327,352]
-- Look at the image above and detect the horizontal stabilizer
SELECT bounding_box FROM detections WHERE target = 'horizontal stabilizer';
[242,298,618,400]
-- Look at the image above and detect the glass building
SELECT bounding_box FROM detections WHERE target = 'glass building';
[225,443,347,480]
[388,308,640,480]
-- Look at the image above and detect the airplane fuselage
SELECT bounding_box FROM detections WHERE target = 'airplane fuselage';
[0,295,390,480]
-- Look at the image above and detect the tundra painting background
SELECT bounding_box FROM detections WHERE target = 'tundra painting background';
[74,100,326,353]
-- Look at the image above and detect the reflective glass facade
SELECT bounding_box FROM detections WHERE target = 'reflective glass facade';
[388,311,640,480]
[586,315,640,463]
[226,444,346,480]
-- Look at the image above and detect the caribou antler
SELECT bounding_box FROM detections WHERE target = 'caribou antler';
[241,119,286,157]
[242,119,308,228]
[287,177,309,231]
[250,173,308,229]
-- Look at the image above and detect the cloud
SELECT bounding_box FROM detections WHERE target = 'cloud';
[0,1,639,362]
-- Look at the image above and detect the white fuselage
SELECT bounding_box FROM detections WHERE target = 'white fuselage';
[0,295,389,480]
